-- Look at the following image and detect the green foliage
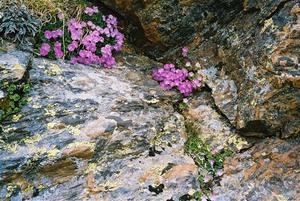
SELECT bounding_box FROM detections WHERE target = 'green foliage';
[0,3,41,47]
[0,81,31,123]
[185,121,233,200]
[178,102,188,112]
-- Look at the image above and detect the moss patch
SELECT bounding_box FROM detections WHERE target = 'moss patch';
[184,121,233,200]
[0,81,31,123]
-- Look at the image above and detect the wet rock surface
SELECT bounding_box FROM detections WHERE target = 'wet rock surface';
[213,137,300,201]
[0,56,198,200]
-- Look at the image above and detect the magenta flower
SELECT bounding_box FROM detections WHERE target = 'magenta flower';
[52,29,64,39]
[204,175,212,183]
[182,47,189,57]
[39,43,51,56]
[44,30,52,39]
[54,41,64,59]
[153,63,201,96]
[40,7,124,68]
[216,169,223,177]
[201,195,208,201]
[70,57,78,65]
[67,41,78,52]
[84,6,99,16]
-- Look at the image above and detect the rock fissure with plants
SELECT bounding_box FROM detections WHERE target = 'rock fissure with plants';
[0,0,299,201]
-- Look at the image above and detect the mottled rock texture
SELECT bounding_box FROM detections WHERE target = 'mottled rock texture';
[184,91,250,152]
[213,137,300,201]
[100,0,300,138]
[0,50,30,83]
[0,56,198,200]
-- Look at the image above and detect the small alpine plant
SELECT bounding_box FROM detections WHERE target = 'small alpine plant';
[38,6,124,68]
[152,47,203,96]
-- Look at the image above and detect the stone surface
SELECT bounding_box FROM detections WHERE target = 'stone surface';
[0,57,198,200]
[101,0,300,138]
[189,1,300,138]
[0,50,31,83]
[213,137,300,201]
[184,91,250,152]
[99,0,243,57]
[0,90,4,99]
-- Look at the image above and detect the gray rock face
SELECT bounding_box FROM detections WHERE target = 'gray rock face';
[190,1,300,138]
[0,90,4,99]
[184,92,250,152]
[0,57,198,200]
[99,0,242,57]
[213,137,300,201]
[100,0,300,138]
[0,50,30,83]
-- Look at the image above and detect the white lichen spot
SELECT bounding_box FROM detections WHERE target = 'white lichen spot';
[63,109,74,115]
[143,98,159,104]
[32,103,42,109]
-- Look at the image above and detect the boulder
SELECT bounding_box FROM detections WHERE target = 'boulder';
[0,50,31,83]
[0,56,198,200]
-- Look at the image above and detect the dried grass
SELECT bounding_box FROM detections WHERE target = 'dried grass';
[0,0,87,22]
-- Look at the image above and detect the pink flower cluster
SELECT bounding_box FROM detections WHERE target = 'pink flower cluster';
[153,63,202,96]
[44,30,64,40]
[39,6,124,68]
[182,47,189,57]
[84,6,99,16]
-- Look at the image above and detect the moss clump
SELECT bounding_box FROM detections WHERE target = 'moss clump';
[0,81,31,123]
[184,121,233,200]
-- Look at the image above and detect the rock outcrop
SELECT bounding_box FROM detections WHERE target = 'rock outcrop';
[100,0,300,138]
[0,56,198,200]
[96,1,300,200]
[213,136,300,201]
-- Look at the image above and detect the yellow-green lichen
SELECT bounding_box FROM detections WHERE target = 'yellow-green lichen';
[261,18,278,33]
[3,143,19,153]
[46,64,62,76]
[44,104,57,116]
[47,122,67,130]
[12,114,22,122]
[66,141,95,150]
[22,134,42,144]
[47,148,60,158]
[67,125,81,135]
[85,162,98,174]
[227,135,249,151]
